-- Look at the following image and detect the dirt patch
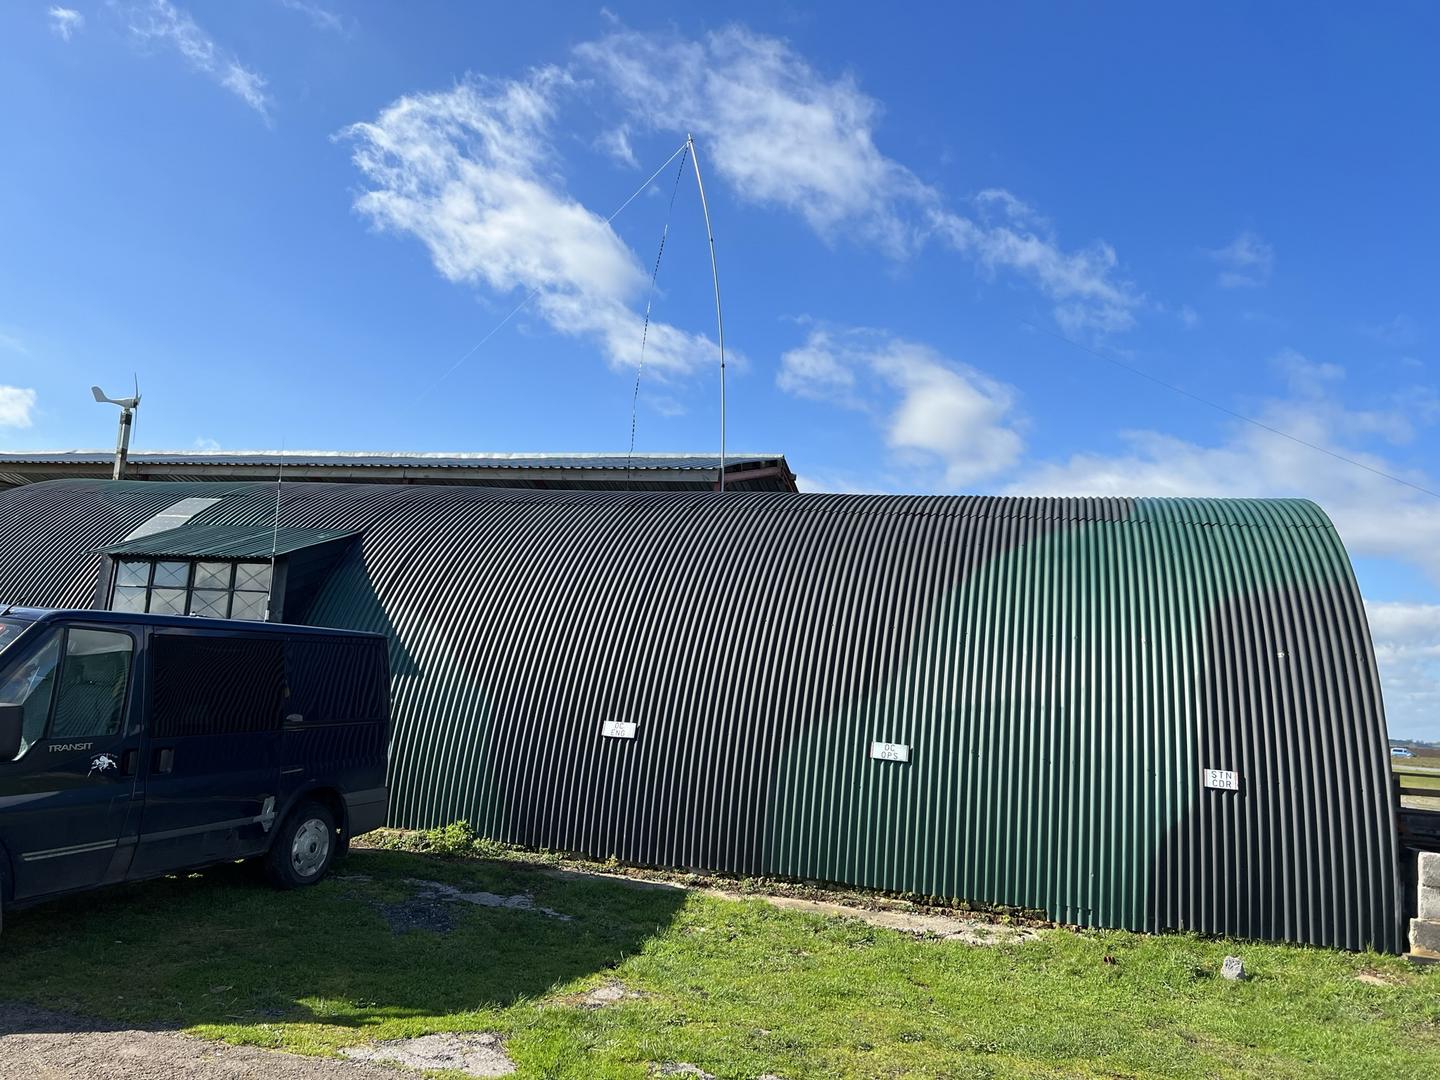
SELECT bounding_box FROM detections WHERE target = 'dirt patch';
[404,878,572,920]
[653,1065,715,1079]
[343,1032,515,1076]
[0,1002,403,1080]
[338,874,571,934]
[555,980,645,1009]
[1354,971,1400,987]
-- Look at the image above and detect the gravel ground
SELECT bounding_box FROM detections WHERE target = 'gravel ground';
[0,1003,404,1080]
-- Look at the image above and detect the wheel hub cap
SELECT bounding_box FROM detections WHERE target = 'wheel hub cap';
[290,818,331,878]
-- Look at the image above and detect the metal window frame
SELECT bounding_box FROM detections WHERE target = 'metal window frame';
[107,558,272,621]
[47,624,137,741]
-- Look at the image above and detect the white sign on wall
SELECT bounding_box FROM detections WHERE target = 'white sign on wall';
[1202,768,1240,791]
[870,741,911,763]
[601,721,637,740]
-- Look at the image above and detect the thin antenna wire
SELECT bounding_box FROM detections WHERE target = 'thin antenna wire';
[414,141,692,404]
[626,144,691,484]
[266,445,284,622]
[1021,318,1440,502]
[687,134,727,493]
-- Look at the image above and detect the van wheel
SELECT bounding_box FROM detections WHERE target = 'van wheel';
[266,801,337,889]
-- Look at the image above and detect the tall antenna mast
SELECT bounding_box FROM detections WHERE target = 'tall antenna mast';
[91,377,141,480]
[266,446,285,622]
[687,134,727,493]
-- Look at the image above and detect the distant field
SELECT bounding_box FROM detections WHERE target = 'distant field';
[1393,748,1440,811]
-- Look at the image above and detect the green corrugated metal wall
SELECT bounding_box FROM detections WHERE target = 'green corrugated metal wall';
[0,481,1401,950]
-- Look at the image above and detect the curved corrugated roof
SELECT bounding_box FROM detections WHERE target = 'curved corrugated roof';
[0,480,1400,950]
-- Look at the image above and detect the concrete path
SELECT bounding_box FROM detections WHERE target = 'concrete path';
[0,1004,402,1080]
[539,864,1040,944]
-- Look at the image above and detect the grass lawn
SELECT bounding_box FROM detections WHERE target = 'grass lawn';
[0,838,1436,1079]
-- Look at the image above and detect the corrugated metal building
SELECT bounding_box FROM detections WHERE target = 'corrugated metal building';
[0,479,1402,951]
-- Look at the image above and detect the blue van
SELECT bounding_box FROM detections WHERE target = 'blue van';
[0,608,389,931]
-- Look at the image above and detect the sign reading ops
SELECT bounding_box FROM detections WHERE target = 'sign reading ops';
[870,741,910,763]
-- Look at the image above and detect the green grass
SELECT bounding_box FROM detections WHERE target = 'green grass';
[0,845,1437,1079]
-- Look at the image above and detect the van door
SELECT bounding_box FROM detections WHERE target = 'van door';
[129,630,284,877]
[0,624,142,900]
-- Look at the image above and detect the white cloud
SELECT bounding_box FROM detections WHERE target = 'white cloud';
[1007,350,1440,583]
[1362,313,1421,349]
[1208,230,1274,288]
[0,387,37,428]
[125,0,271,118]
[779,329,1023,487]
[344,72,716,376]
[594,125,639,168]
[276,0,344,34]
[932,206,1138,334]
[577,25,1141,334]
[1366,601,1440,740]
[1179,304,1200,329]
[49,6,84,41]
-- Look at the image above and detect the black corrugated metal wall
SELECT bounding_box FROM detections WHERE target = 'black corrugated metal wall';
[0,480,1402,950]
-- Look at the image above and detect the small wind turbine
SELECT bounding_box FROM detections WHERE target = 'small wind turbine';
[91,378,141,480]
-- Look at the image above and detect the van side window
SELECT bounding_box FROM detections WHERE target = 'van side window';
[152,635,285,737]
[50,629,134,739]
[0,630,62,758]
[284,639,388,725]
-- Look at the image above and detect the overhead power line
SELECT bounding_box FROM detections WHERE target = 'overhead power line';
[626,144,691,482]
[414,141,692,404]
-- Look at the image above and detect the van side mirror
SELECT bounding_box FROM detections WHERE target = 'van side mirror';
[0,703,21,761]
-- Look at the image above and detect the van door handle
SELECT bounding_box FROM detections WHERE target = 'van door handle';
[152,747,174,774]
[121,748,139,775]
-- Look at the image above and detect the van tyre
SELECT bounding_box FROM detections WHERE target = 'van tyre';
[266,801,337,889]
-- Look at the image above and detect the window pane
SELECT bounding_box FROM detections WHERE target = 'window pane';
[0,631,61,758]
[232,563,271,592]
[50,629,133,739]
[229,591,268,622]
[111,586,149,613]
[285,638,389,725]
[189,590,230,619]
[149,588,187,615]
[152,561,190,589]
[151,635,284,737]
[193,561,232,591]
[115,560,150,588]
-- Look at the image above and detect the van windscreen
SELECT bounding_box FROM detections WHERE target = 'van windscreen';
[0,617,31,654]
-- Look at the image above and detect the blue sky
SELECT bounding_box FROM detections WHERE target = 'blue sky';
[2,2,1439,736]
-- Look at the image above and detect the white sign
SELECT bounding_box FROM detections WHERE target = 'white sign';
[601,721,637,740]
[870,740,911,763]
[1203,768,1239,791]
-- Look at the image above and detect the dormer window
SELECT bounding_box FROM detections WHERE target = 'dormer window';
[110,559,273,621]
[98,525,358,625]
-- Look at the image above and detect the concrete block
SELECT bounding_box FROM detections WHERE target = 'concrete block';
[1420,852,1440,891]
[1411,918,1440,957]
[1421,886,1440,923]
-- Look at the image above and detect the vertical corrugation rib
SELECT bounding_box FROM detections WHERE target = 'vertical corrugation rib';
[0,481,1403,951]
